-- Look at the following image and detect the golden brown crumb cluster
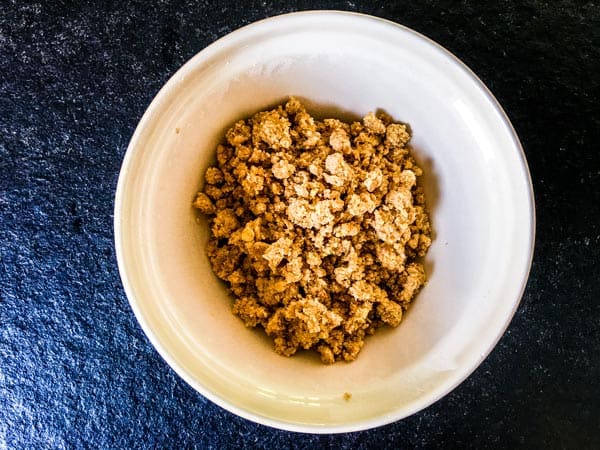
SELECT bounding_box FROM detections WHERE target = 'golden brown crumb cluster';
[193,98,431,364]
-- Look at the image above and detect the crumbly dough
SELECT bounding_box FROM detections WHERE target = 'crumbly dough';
[193,98,432,364]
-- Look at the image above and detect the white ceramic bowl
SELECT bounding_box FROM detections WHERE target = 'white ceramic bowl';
[114,11,535,433]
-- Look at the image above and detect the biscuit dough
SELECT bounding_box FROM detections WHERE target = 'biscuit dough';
[193,98,431,364]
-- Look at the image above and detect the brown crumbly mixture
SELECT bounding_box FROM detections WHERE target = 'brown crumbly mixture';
[193,98,432,364]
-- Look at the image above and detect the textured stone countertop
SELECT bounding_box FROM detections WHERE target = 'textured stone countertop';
[1,1,599,448]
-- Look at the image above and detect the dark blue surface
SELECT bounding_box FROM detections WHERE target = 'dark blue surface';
[1,1,599,448]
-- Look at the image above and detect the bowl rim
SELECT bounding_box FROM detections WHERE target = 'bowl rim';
[114,10,536,433]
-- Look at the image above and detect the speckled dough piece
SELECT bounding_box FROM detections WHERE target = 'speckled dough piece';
[193,98,432,364]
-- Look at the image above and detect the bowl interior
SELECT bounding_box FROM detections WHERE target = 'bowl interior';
[115,12,534,432]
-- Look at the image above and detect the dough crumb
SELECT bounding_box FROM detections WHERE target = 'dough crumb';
[193,98,432,364]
